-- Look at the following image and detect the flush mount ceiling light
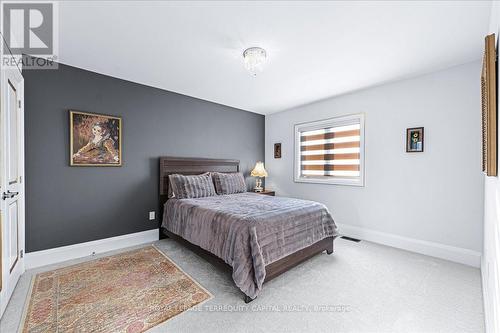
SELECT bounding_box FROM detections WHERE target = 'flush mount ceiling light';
[243,47,267,76]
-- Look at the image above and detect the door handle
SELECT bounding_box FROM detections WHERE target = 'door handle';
[2,190,18,200]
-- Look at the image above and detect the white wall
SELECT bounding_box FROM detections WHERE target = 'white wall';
[482,2,500,332]
[265,61,484,265]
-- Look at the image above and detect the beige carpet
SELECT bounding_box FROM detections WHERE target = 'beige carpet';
[1,239,483,333]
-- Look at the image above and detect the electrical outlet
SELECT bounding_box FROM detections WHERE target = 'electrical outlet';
[149,211,155,220]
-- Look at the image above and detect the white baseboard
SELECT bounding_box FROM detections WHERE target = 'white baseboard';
[25,229,159,269]
[481,258,491,333]
[25,224,479,269]
[481,253,500,333]
[337,223,481,267]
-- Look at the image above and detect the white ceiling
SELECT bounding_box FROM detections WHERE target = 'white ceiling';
[58,1,491,114]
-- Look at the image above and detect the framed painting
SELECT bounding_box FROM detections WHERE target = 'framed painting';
[406,127,424,153]
[70,110,122,166]
[481,34,497,176]
[274,143,282,159]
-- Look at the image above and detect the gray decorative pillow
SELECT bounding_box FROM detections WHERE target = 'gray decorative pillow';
[212,172,247,195]
[168,173,216,199]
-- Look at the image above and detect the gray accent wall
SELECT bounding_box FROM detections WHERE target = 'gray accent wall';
[24,62,264,252]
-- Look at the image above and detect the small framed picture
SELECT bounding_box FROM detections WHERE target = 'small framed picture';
[274,143,282,158]
[406,127,424,152]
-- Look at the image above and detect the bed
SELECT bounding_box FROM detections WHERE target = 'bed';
[159,156,338,302]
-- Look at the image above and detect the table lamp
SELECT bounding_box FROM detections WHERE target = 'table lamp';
[250,161,268,192]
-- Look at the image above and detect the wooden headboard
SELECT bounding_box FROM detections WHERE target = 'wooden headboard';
[159,156,239,206]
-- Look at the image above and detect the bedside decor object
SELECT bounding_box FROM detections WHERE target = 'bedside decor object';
[70,110,122,166]
[406,127,424,153]
[274,143,282,158]
[250,161,268,192]
[481,34,497,176]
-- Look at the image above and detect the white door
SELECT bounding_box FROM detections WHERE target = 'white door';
[0,58,25,318]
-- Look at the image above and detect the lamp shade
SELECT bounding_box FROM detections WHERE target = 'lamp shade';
[250,161,268,177]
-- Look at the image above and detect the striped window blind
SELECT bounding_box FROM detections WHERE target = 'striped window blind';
[295,114,364,186]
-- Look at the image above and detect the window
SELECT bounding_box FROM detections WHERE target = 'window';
[294,114,364,186]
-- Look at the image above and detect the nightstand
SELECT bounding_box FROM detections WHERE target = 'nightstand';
[253,190,275,196]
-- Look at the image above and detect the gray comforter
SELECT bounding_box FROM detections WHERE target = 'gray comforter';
[162,192,337,299]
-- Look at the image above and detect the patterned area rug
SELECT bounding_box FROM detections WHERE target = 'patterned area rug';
[20,246,212,332]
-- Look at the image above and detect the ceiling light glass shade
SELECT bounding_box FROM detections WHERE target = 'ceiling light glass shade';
[243,47,267,76]
[251,161,268,177]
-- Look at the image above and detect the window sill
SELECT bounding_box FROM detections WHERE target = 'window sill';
[294,176,364,187]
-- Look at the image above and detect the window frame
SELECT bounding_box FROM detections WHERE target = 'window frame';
[294,113,365,187]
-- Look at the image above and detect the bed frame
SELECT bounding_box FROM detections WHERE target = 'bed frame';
[159,156,335,303]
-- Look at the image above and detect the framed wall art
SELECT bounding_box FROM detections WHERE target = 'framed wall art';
[481,33,497,176]
[70,110,122,166]
[406,127,424,153]
[274,143,282,159]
